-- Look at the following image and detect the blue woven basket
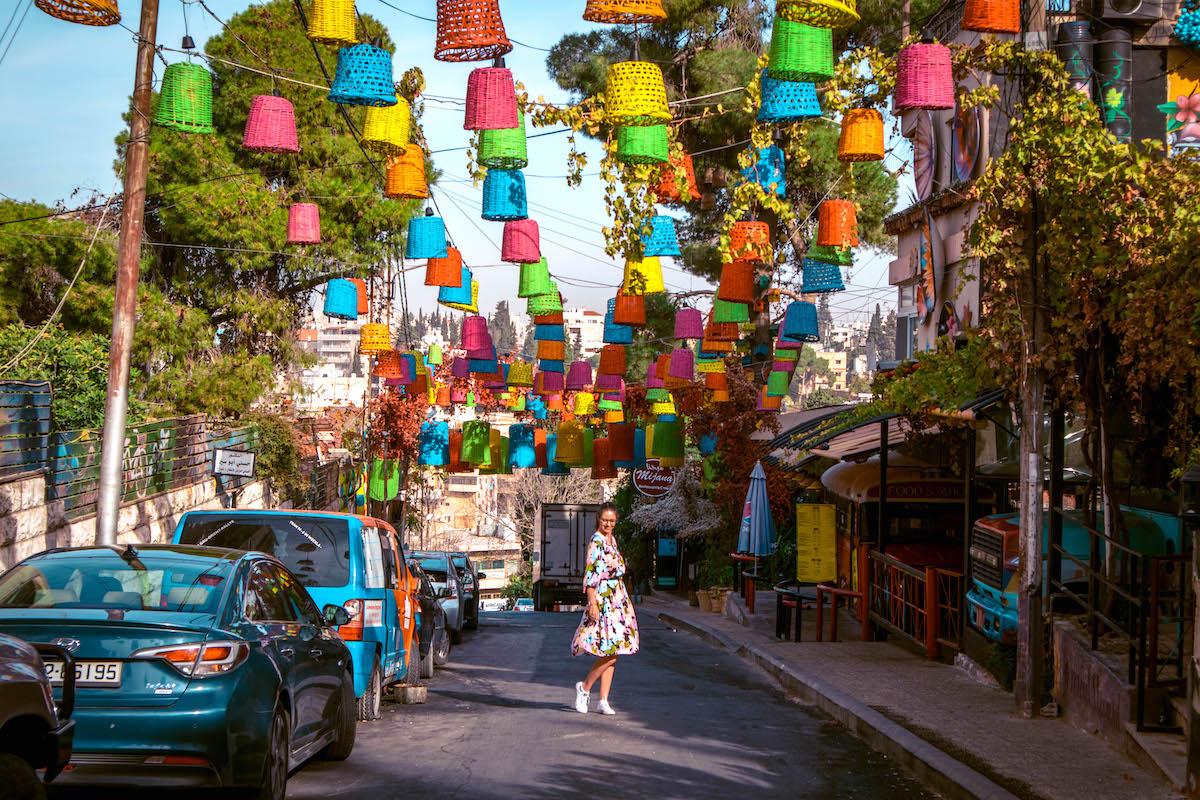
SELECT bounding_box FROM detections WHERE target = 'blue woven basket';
[698,431,718,456]
[742,145,787,197]
[469,357,499,373]
[781,301,820,342]
[534,323,565,341]
[801,258,846,293]
[541,434,571,475]
[603,297,634,344]
[323,278,359,320]
[418,421,449,466]
[405,215,449,260]
[528,394,548,420]
[329,44,397,107]
[508,424,537,469]
[437,265,474,306]
[758,70,822,123]
[482,169,528,221]
[641,215,682,257]
[538,359,564,373]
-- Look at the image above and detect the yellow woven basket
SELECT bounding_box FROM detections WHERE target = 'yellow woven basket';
[606,61,671,126]
[362,99,411,157]
[307,0,357,46]
[777,0,860,29]
[359,323,392,355]
[837,108,884,162]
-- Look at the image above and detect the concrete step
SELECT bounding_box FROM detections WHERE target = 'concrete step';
[1124,721,1187,791]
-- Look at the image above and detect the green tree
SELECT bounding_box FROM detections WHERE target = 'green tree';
[489,301,519,355]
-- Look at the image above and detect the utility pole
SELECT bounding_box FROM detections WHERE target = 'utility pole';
[96,0,160,545]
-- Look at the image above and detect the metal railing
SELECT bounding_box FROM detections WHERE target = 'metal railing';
[867,549,962,659]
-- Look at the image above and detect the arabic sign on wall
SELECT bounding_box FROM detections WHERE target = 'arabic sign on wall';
[213,448,256,478]
[632,459,676,497]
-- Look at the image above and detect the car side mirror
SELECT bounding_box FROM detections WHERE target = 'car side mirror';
[323,604,351,627]
[476,572,488,580]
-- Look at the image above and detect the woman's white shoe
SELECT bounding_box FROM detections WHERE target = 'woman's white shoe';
[574,682,590,714]
[597,699,616,716]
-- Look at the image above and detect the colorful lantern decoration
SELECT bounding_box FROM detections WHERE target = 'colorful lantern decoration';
[801,258,846,293]
[35,0,120,25]
[306,0,356,45]
[641,215,682,257]
[776,0,860,28]
[597,344,627,376]
[656,151,698,202]
[406,212,449,259]
[962,0,1020,34]
[385,146,429,199]
[359,322,391,355]
[507,360,534,387]
[155,62,214,134]
[527,286,563,316]
[622,256,666,295]
[480,108,528,169]
[757,70,821,123]
[767,18,835,82]
[717,260,755,304]
[612,292,646,326]
[437,265,475,307]
[426,246,464,287]
[583,0,666,23]
[817,199,859,247]
[286,203,321,245]
[323,279,358,320]
[604,297,634,344]
[443,280,480,313]
[742,145,786,197]
[895,41,955,111]
[616,125,669,164]
[362,99,412,156]
[428,343,444,365]
[464,66,519,130]
[518,257,553,298]
[673,307,704,339]
[502,219,540,263]
[606,61,671,126]
[780,301,820,342]
[242,95,300,153]
[434,0,512,62]
[837,108,884,162]
[328,43,397,106]
[482,169,528,221]
[729,221,772,262]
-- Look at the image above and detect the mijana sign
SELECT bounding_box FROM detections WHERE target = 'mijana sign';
[632,459,675,497]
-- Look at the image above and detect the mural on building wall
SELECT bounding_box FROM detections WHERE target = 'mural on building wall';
[951,104,984,184]
[1161,47,1200,155]
[915,207,941,326]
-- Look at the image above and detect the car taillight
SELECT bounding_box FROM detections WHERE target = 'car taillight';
[133,641,249,677]
[340,599,365,641]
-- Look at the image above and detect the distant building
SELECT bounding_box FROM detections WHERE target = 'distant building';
[297,319,364,378]
[811,348,849,392]
[563,307,605,357]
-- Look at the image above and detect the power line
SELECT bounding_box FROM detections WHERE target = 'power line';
[0,0,33,70]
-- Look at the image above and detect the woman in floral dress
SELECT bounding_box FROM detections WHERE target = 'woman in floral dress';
[572,502,639,716]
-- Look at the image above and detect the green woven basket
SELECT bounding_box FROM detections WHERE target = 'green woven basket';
[518,257,553,298]
[155,62,215,134]
[767,18,835,83]
[712,297,750,324]
[527,285,563,316]
[645,387,670,402]
[616,124,669,165]
[766,370,791,397]
[479,109,528,170]
[807,243,854,266]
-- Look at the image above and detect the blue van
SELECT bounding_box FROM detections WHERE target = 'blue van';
[173,510,419,720]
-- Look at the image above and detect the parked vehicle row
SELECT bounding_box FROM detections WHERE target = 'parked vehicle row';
[0,509,487,800]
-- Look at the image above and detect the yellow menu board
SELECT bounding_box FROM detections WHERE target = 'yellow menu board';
[795,502,836,584]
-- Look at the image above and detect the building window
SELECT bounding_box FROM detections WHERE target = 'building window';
[896,315,917,360]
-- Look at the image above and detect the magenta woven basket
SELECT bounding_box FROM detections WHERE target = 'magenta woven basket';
[502,219,541,263]
[287,203,321,244]
[673,307,703,339]
[895,41,955,111]
[242,94,300,153]
[464,67,519,131]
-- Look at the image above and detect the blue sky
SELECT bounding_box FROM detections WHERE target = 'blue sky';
[1,0,900,322]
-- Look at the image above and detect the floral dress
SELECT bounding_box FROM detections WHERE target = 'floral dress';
[571,532,640,657]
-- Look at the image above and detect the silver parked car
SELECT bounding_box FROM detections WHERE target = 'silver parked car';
[409,552,466,644]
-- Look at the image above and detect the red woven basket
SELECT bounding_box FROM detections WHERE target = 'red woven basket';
[435,0,513,62]
[464,67,519,130]
[717,260,756,304]
[961,0,1020,34]
[612,291,646,326]
[729,221,772,262]
[817,199,859,247]
[597,344,627,376]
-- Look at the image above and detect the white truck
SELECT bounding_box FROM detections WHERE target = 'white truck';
[532,503,600,612]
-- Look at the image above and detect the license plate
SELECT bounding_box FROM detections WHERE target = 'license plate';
[45,660,123,686]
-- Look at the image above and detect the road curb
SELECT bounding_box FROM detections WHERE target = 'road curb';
[656,610,1019,800]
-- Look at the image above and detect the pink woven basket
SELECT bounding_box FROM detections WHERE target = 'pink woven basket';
[287,203,321,244]
[502,219,541,263]
[464,67,519,131]
[242,94,300,153]
[895,41,955,111]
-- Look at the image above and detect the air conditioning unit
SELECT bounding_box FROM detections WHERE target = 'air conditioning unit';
[1096,0,1167,23]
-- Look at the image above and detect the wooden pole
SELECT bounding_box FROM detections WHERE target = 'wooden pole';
[96,0,160,545]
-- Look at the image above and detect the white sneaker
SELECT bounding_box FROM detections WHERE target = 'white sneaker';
[574,682,590,714]
[597,699,616,716]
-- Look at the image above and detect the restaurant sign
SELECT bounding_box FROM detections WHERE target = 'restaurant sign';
[632,460,676,497]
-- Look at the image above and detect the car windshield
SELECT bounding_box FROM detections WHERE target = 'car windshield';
[177,514,350,588]
[0,552,232,614]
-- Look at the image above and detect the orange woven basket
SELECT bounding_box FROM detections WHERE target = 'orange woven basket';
[534,311,564,325]
[717,260,756,304]
[385,147,428,199]
[35,0,120,25]
[598,344,627,376]
[435,0,513,62]
[729,221,772,262]
[705,317,741,342]
[817,199,859,247]
[961,0,1020,34]
[705,371,728,390]
[537,339,566,360]
[350,278,369,315]
[612,291,646,326]
[837,109,884,162]
[656,152,698,203]
[425,247,464,287]
[583,0,666,24]
[374,350,403,378]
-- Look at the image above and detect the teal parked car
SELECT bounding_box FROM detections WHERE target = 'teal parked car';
[0,544,356,798]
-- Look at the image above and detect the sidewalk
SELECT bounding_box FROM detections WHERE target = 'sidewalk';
[642,590,1183,800]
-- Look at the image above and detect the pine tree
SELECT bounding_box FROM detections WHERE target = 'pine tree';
[489,300,519,355]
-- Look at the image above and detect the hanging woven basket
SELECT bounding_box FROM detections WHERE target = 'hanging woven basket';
[604,298,634,344]
[155,62,214,134]
[717,260,756,304]
[655,151,698,202]
[464,67,519,130]
[816,199,859,247]
[597,344,627,376]
[286,203,321,245]
[729,221,772,262]
[35,0,120,25]
[612,291,646,326]
[518,257,553,298]
[767,18,834,82]
[507,361,535,388]
[359,322,392,355]
[534,309,564,325]
[895,41,955,111]
[242,94,300,153]
[480,109,528,169]
[673,307,703,339]
[641,215,681,258]
[306,0,356,45]
[435,0,512,62]
[566,360,593,391]
[385,146,429,199]
[349,278,369,315]
[583,0,666,23]
[808,243,853,266]
[780,301,820,342]
[502,219,540,263]
[534,323,564,341]
[622,256,666,295]
[437,264,474,304]
[606,61,671,126]
[837,108,884,162]
[776,0,860,29]
[616,125,669,165]
[362,99,412,156]
[962,0,1020,34]
[527,286,563,316]
[374,350,404,379]
[712,298,749,324]
[537,339,567,361]
[329,43,396,107]
[482,169,528,221]
[757,70,822,124]
[426,247,464,287]
[742,145,787,197]
[323,279,358,320]
[801,258,846,293]
[406,213,449,260]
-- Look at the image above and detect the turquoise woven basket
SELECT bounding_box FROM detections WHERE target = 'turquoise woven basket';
[742,145,787,196]
[758,70,822,123]
[801,258,846,293]
[482,169,528,221]
[781,301,820,342]
[641,215,682,258]
[405,215,449,260]
[329,44,398,107]
[323,278,359,320]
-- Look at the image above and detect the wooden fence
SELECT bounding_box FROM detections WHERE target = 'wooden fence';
[0,381,52,481]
